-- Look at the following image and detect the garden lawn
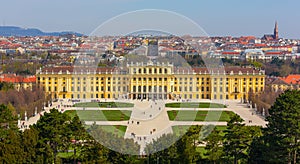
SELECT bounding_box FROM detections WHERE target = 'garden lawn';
[64,110,131,121]
[168,110,234,121]
[165,102,226,108]
[85,125,127,138]
[74,102,134,108]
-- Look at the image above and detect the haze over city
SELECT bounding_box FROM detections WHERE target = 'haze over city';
[1,0,300,38]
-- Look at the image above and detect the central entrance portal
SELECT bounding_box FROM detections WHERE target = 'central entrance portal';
[130,93,169,100]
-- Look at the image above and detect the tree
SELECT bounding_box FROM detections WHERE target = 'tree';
[21,128,42,163]
[262,90,300,163]
[68,115,88,163]
[0,129,24,163]
[145,133,179,163]
[223,115,261,164]
[251,61,263,68]
[176,127,201,163]
[223,115,247,163]
[0,104,18,137]
[79,140,109,163]
[204,129,223,163]
[33,108,72,163]
[0,82,14,91]
[87,124,140,162]
[0,104,24,163]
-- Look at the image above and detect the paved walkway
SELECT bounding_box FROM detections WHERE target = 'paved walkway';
[124,100,173,154]
[226,100,267,127]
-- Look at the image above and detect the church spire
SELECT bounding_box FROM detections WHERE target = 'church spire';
[274,21,279,40]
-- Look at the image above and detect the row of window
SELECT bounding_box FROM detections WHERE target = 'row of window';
[47,85,262,93]
[133,68,169,74]
[39,77,264,83]
[47,86,130,92]
[62,93,241,100]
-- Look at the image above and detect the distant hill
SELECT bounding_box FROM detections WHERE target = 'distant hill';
[0,26,83,37]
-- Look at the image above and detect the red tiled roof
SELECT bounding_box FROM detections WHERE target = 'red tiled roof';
[222,51,240,55]
[0,74,36,83]
[254,44,267,47]
[280,75,300,85]
[265,51,283,55]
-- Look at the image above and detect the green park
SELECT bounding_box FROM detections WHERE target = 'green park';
[64,110,131,121]
[165,102,227,108]
[73,102,134,108]
[167,110,235,121]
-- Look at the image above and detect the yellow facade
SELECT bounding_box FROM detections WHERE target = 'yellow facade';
[271,84,300,92]
[36,64,265,100]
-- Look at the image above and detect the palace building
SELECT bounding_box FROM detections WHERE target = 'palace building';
[36,63,265,101]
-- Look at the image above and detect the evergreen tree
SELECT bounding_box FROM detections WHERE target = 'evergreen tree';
[68,115,87,163]
[0,104,24,163]
[262,90,300,163]
[33,108,72,163]
[204,129,223,163]
[223,115,261,164]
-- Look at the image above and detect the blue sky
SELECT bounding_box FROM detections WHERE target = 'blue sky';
[0,0,299,38]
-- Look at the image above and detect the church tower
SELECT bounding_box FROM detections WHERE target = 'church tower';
[274,21,279,40]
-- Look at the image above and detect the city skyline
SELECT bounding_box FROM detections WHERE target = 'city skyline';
[0,0,299,38]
